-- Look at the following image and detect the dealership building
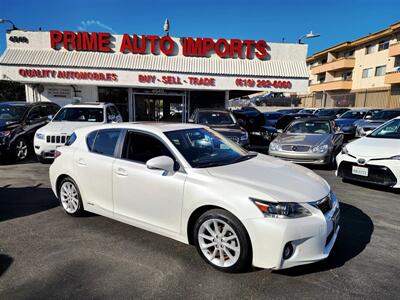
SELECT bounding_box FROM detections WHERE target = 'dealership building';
[0,29,309,121]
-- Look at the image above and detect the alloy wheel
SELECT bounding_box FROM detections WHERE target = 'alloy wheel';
[60,182,80,214]
[197,219,241,268]
[16,139,28,160]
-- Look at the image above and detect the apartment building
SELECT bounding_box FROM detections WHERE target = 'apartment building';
[303,22,400,108]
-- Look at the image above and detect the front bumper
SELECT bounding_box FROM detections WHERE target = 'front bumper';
[243,196,340,269]
[336,153,400,188]
[269,150,330,165]
[34,137,63,159]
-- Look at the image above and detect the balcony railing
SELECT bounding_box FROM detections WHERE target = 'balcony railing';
[388,42,400,57]
[311,57,356,75]
[309,79,353,92]
[384,71,400,84]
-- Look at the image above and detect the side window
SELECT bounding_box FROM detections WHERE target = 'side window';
[86,131,98,151]
[27,107,41,121]
[50,105,60,115]
[123,131,174,163]
[91,129,121,157]
[106,106,118,123]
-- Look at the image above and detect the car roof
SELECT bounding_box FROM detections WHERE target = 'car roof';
[291,117,332,122]
[197,108,229,113]
[0,101,30,106]
[73,122,206,135]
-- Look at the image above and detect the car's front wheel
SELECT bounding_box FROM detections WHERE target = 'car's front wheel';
[58,177,84,216]
[194,209,252,273]
[13,137,29,161]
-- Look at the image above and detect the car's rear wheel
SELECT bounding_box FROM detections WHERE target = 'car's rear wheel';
[194,209,252,273]
[58,177,84,216]
[14,138,29,161]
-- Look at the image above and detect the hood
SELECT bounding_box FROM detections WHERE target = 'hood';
[37,121,101,135]
[275,133,331,146]
[207,154,330,203]
[335,119,357,126]
[358,119,385,128]
[346,137,400,158]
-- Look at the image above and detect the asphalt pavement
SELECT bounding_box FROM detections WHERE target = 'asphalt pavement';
[0,160,399,299]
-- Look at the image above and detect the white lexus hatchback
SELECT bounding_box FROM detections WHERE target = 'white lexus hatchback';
[49,123,340,272]
[337,117,400,188]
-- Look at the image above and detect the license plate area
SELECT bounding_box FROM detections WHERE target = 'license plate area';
[352,165,368,177]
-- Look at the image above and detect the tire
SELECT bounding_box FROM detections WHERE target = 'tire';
[13,137,29,161]
[194,209,252,273]
[58,177,84,217]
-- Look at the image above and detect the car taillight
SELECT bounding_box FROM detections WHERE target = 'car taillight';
[54,150,62,159]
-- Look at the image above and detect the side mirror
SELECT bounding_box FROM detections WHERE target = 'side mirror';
[277,129,283,134]
[188,118,194,123]
[365,115,372,119]
[47,115,54,122]
[146,156,176,174]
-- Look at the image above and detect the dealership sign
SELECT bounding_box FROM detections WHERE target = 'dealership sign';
[49,30,269,59]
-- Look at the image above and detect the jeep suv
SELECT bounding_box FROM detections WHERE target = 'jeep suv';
[34,102,122,162]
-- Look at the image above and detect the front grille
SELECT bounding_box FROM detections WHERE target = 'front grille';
[227,136,240,143]
[46,135,68,144]
[338,161,397,187]
[281,145,310,152]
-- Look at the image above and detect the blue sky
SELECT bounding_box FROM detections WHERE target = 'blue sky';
[1,0,399,56]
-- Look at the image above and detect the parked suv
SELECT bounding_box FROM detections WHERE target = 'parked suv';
[0,101,60,161]
[34,102,122,162]
[190,108,249,147]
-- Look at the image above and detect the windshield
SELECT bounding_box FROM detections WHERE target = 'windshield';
[368,119,400,139]
[0,104,28,122]
[286,120,331,134]
[339,111,366,119]
[264,113,283,120]
[165,128,255,168]
[53,107,104,122]
[198,111,236,125]
[370,110,400,121]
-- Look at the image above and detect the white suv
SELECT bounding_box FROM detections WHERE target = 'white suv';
[34,102,122,162]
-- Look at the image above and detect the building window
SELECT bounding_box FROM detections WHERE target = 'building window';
[365,45,375,55]
[362,68,373,78]
[344,50,354,57]
[317,74,326,83]
[342,71,353,80]
[375,65,386,76]
[378,40,389,51]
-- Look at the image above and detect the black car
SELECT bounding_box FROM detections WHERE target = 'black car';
[0,101,60,161]
[232,110,274,152]
[316,108,350,120]
[190,108,249,147]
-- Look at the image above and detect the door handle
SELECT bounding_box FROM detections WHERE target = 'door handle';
[115,168,128,176]
[77,158,87,166]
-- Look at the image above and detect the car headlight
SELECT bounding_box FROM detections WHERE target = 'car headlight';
[240,132,248,140]
[35,132,45,140]
[0,131,11,137]
[312,144,329,153]
[269,141,281,151]
[341,145,349,155]
[250,198,311,218]
[391,155,400,160]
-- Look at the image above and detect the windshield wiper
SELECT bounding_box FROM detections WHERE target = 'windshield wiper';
[196,162,228,168]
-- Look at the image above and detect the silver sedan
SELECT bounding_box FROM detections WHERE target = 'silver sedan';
[269,118,344,167]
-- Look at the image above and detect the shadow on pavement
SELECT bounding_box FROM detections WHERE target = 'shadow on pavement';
[0,184,59,222]
[0,254,13,277]
[275,203,374,276]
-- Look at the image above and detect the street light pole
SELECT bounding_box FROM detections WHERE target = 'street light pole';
[0,19,18,30]
[298,31,320,44]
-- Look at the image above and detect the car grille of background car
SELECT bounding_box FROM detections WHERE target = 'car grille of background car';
[46,135,69,144]
[281,145,310,152]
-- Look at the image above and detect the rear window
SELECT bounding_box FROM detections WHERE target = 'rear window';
[90,129,122,157]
